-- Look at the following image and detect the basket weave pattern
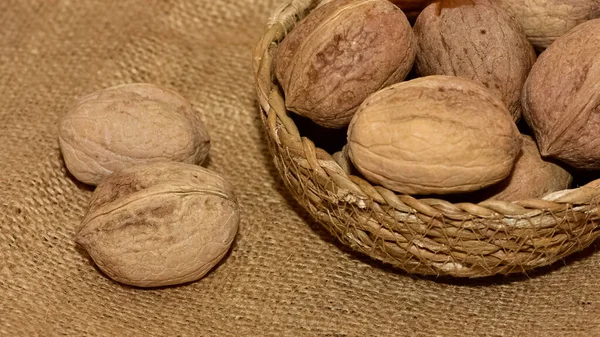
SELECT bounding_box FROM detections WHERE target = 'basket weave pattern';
[252,0,600,277]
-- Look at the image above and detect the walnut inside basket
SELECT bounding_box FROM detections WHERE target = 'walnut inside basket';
[253,0,600,278]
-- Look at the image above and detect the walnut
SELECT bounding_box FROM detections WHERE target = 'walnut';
[522,18,600,169]
[59,83,210,185]
[275,0,416,128]
[481,135,573,201]
[317,0,436,22]
[497,0,600,50]
[347,75,522,195]
[76,161,239,288]
[414,0,536,121]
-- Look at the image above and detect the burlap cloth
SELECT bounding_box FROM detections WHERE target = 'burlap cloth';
[1,1,599,336]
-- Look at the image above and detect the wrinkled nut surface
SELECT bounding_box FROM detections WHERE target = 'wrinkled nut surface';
[275,0,416,128]
[482,135,572,201]
[317,0,436,22]
[59,83,210,185]
[497,0,600,50]
[332,144,355,175]
[76,161,239,288]
[414,0,536,121]
[347,75,522,195]
[522,19,600,169]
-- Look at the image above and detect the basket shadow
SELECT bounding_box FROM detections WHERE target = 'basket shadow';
[252,101,600,286]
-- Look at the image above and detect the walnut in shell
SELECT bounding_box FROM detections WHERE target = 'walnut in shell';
[497,0,600,50]
[317,0,436,22]
[522,18,600,169]
[347,75,522,195]
[481,135,572,201]
[414,0,536,121]
[275,0,416,128]
[76,162,239,288]
[59,83,210,185]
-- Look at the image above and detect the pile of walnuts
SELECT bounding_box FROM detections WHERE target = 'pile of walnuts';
[274,0,600,200]
[59,83,240,288]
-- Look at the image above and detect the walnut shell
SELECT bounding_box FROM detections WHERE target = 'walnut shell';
[522,18,600,169]
[497,0,600,50]
[317,0,436,22]
[76,162,239,288]
[482,135,572,201]
[275,0,416,129]
[414,0,536,121]
[59,83,210,185]
[347,75,522,195]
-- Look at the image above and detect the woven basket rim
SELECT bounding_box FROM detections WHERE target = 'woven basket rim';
[252,0,600,277]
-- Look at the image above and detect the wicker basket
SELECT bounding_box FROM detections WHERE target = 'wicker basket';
[252,0,600,277]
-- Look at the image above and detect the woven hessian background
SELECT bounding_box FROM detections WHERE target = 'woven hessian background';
[1,1,600,336]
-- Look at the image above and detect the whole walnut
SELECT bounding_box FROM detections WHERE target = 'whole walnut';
[76,161,239,288]
[522,19,600,169]
[497,0,600,50]
[275,0,416,129]
[347,75,522,195]
[480,135,572,201]
[414,0,536,121]
[59,83,210,185]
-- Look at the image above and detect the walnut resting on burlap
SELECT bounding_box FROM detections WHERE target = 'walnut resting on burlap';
[59,83,210,185]
[76,162,239,287]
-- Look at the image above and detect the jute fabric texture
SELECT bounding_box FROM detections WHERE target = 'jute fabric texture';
[1,1,599,336]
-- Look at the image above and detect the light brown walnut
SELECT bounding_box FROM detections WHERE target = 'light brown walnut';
[59,83,210,185]
[522,19,600,169]
[347,75,522,195]
[275,0,416,128]
[497,0,600,50]
[481,135,572,201]
[76,162,239,288]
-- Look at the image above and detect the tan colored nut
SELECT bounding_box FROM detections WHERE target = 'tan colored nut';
[76,161,239,288]
[347,75,522,195]
[275,0,416,128]
[483,135,572,201]
[317,0,436,22]
[332,145,354,175]
[59,83,210,185]
[414,0,536,121]
[497,0,600,50]
[522,18,600,169]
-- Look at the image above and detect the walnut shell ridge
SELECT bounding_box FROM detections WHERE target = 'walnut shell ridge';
[522,18,600,169]
[275,0,416,128]
[76,162,239,288]
[59,83,210,185]
[414,0,536,121]
[347,75,522,195]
